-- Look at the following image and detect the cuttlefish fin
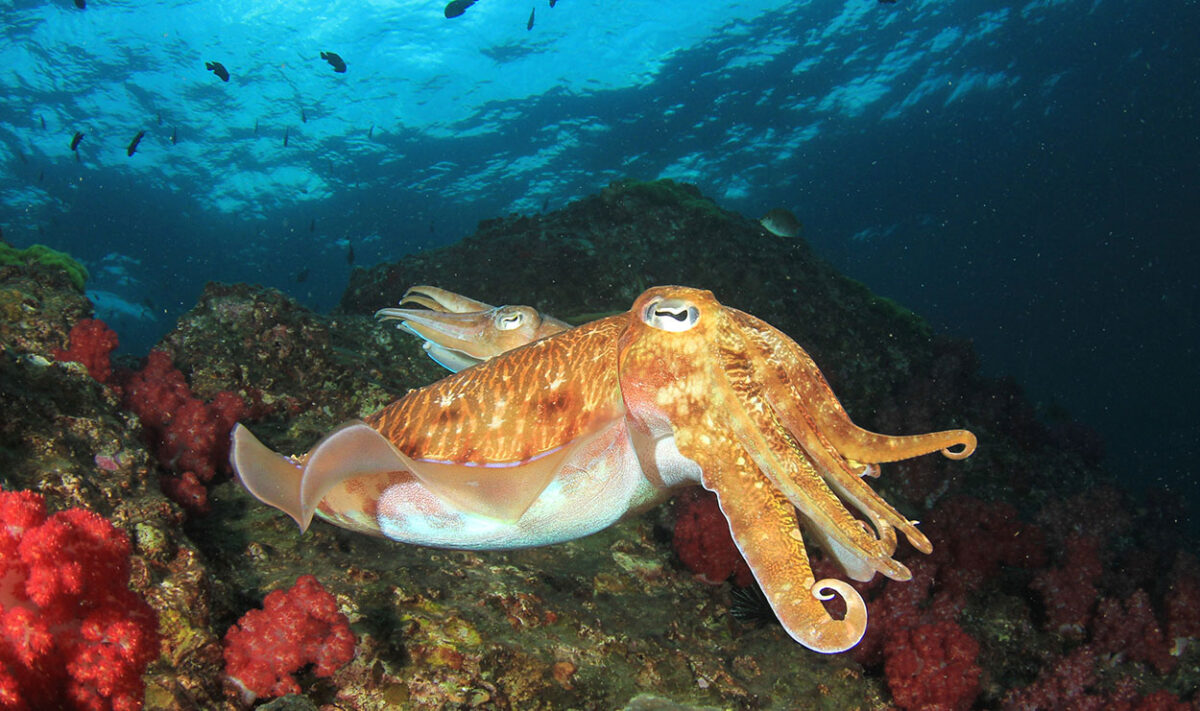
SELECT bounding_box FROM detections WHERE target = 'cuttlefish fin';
[232,421,409,532]
[404,428,605,525]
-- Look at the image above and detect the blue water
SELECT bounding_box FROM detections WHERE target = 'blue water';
[1,0,1196,513]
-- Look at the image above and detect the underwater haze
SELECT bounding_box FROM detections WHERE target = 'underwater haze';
[1,0,1197,513]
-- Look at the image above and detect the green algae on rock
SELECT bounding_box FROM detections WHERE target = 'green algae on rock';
[0,242,89,291]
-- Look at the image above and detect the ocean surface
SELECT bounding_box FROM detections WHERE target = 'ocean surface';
[1,0,1196,518]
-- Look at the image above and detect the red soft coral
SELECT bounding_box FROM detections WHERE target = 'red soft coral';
[884,620,981,711]
[0,489,159,711]
[671,488,753,587]
[222,575,356,700]
[121,350,246,514]
[53,318,119,384]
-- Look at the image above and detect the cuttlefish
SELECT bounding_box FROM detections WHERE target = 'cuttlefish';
[231,286,975,653]
[375,285,569,372]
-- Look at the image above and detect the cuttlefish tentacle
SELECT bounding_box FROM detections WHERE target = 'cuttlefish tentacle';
[732,313,929,555]
[670,403,868,653]
[399,285,496,313]
[732,311,977,462]
[712,334,912,583]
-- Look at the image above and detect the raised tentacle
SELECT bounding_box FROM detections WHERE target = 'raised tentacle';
[730,310,977,463]
[399,285,495,313]
[732,315,931,558]
[714,336,912,582]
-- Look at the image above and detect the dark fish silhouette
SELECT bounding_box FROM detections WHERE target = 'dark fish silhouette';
[346,243,355,265]
[320,51,347,73]
[367,125,374,139]
[527,7,535,29]
[549,0,557,6]
[309,218,315,232]
[542,197,549,212]
[444,0,477,18]
[156,113,162,126]
[69,131,84,151]
[73,0,85,8]
[39,115,45,130]
[283,127,289,147]
[205,61,230,82]
[171,127,177,145]
[126,130,145,157]
[295,267,309,283]
[38,171,44,183]
[878,0,897,3]
[300,108,307,123]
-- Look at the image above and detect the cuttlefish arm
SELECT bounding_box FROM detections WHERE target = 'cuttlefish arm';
[376,286,571,372]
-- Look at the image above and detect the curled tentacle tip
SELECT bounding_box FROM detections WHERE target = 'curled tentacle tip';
[940,430,977,460]
[805,578,868,652]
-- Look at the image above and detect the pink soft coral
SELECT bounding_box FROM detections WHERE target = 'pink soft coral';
[222,575,356,700]
[0,489,159,711]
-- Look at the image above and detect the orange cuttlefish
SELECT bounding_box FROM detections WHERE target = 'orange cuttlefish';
[231,285,976,653]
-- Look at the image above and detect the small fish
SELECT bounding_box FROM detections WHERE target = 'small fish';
[759,208,803,238]
[527,7,535,29]
[73,0,85,8]
[295,267,310,283]
[367,124,373,139]
[205,61,230,82]
[309,218,315,232]
[283,127,289,147]
[346,243,355,265]
[156,113,162,126]
[320,51,347,73]
[542,197,549,212]
[126,130,145,157]
[300,108,307,123]
[444,0,477,18]
[549,0,557,6]
[878,0,898,3]
[69,131,84,151]
[0,226,4,244]
[39,115,46,130]
[38,171,44,183]
[171,127,177,145]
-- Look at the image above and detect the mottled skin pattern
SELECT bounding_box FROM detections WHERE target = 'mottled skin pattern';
[368,318,624,464]
[232,286,975,654]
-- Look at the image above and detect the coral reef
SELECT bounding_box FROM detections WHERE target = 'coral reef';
[0,180,1197,709]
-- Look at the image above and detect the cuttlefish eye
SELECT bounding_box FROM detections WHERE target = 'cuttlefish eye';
[642,298,700,332]
[494,307,527,331]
